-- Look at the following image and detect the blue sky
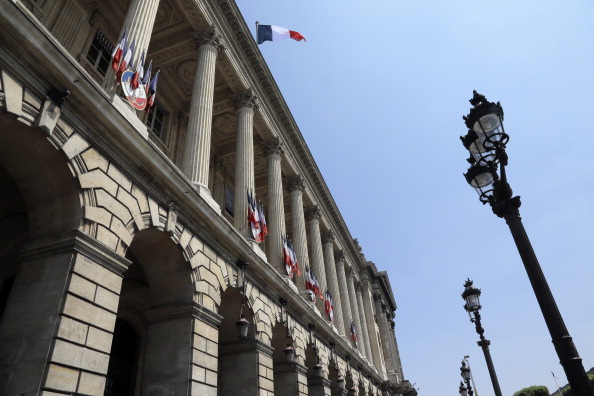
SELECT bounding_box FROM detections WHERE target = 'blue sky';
[235,1,594,394]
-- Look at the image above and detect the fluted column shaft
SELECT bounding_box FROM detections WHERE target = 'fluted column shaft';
[288,176,308,291]
[389,319,405,380]
[104,0,160,88]
[321,231,344,335]
[264,138,286,273]
[361,280,386,378]
[346,269,365,358]
[233,90,258,237]
[374,298,398,382]
[355,282,373,365]
[182,27,225,190]
[306,206,328,314]
[335,251,354,345]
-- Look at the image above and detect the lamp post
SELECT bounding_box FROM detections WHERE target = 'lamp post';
[459,381,468,396]
[460,91,594,395]
[461,280,501,396]
[463,355,478,396]
[460,360,474,396]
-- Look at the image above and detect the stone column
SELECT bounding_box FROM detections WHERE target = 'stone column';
[321,230,345,335]
[233,89,258,237]
[306,205,328,314]
[361,280,386,378]
[104,0,160,88]
[264,137,286,274]
[374,296,399,383]
[355,282,373,366]
[389,318,405,381]
[181,27,225,195]
[335,250,354,345]
[288,175,309,292]
[346,267,365,358]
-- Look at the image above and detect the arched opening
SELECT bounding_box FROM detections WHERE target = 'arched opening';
[218,287,257,396]
[305,343,329,396]
[0,164,26,323]
[110,228,194,395]
[328,362,344,395]
[0,116,81,392]
[104,319,140,396]
[272,321,300,395]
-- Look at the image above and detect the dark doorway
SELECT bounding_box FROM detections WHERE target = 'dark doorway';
[104,319,139,396]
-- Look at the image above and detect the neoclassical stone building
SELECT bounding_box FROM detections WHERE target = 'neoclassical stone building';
[0,0,416,395]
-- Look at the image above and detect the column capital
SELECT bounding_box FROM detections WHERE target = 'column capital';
[334,249,345,263]
[233,88,259,110]
[321,229,335,245]
[305,205,322,221]
[287,174,305,192]
[263,137,285,157]
[194,26,226,51]
[345,265,355,278]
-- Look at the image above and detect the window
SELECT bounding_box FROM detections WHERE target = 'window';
[86,29,113,77]
[146,100,168,139]
[225,183,235,217]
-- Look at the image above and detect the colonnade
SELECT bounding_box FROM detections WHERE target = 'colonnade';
[102,0,400,382]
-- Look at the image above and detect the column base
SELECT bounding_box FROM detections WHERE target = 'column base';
[110,93,148,139]
[281,276,299,293]
[247,240,268,262]
[301,291,322,316]
[191,182,221,212]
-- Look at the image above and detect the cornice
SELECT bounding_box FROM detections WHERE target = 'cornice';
[211,0,369,277]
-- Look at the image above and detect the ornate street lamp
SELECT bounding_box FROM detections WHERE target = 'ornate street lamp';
[461,280,501,396]
[460,360,473,396]
[460,91,594,395]
[459,381,468,396]
[235,260,250,342]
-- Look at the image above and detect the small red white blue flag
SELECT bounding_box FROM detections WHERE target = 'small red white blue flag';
[324,290,334,321]
[145,70,159,112]
[257,25,306,44]
[131,51,145,90]
[111,29,126,73]
[351,322,358,347]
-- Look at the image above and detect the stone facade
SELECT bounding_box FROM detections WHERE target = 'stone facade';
[0,0,416,395]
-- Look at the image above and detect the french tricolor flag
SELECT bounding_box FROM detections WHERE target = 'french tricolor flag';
[257,24,306,44]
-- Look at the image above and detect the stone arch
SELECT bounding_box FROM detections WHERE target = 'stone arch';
[218,286,261,396]
[0,111,80,238]
[271,320,302,395]
[107,227,195,395]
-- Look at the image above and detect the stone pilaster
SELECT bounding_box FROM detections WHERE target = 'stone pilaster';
[288,175,309,292]
[274,362,308,396]
[264,137,286,273]
[104,0,160,89]
[309,376,332,396]
[335,251,354,346]
[181,27,225,195]
[321,230,345,335]
[233,89,258,237]
[355,282,373,366]
[0,231,128,395]
[361,280,386,378]
[346,268,365,358]
[306,205,328,314]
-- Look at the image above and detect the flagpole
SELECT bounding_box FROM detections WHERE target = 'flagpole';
[255,21,259,42]
[552,371,562,396]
